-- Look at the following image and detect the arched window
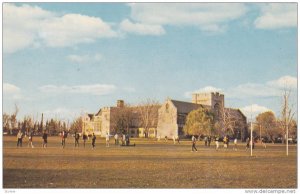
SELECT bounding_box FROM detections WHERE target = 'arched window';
[165,103,169,113]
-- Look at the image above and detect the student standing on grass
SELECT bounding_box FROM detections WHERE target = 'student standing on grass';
[215,136,220,150]
[177,136,180,144]
[223,136,228,149]
[42,131,48,148]
[191,135,198,152]
[28,131,34,148]
[261,138,267,149]
[208,136,211,147]
[233,137,238,151]
[92,133,96,149]
[17,130,23,147]
[83,132,87,148]
[61,130,67,148]
[246,137,250,150]
[122,134,126,145]
[75,132,80,147]
[106,133,110,147]
[114,133,119,145]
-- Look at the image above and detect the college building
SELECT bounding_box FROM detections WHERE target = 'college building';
[82,92,248,139]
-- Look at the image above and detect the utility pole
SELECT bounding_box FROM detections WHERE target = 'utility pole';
[284,91,289,156]
[250,122,253,157]
[259,124,261,143]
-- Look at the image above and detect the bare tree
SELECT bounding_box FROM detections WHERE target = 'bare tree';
[3,113,11,133]
[111,104,135,134]
[70,117,83,133]
[8,104,19,134]
[216,106,244,137]
[137,99,160,138]
[279,88,295,151]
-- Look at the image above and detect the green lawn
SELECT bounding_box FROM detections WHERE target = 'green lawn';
[3,136,297,188]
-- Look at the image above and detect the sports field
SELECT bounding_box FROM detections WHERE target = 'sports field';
[3,136,297,188]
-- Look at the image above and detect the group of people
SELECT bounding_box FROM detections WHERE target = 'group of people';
[16,130,136,149]
[190,135,251,152]
[16,130,263,152]
[16,130,35,148]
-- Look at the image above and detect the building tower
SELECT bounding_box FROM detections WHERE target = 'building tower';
[192,92,225,119]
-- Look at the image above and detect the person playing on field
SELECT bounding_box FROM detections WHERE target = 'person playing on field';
[61,130,67,148]
[233,137,238,151]
[106,133,110,147]
[208,136,211,147]
[246,137,250,150]
[42,130,48,148]
[28,131,34,148]
[83,132,87,148]
[17,130,23,147]
[114,133,119,145]
[74,131,80,147]
[177,136,180,144]
[191,135,197,152]
[215,135,220,150]
[92,133,96,149]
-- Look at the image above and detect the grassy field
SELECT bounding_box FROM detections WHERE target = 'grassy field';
[3,135,297,188]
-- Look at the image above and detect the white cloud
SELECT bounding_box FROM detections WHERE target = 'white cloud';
[3,3,52,53]
[3,83,21,93]
[66,53,103,64]
[227,75,297,99]
[3,83,23,99]
[227,83,280,98]
[254,3,297,29]
[184,86,222,98]
[267,75,297,89]
[39,84,116,96]
[128,3,247,33]
[39,14,116,47]
[3,3,117,54]
[240,104,272,119]
[120,19,165,36]
[185,75,297,100]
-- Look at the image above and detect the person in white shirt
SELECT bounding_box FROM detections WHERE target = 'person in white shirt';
[233,138,238,151]
[17,130,23,147]
[114,133,119,145]
[191,136,197,152]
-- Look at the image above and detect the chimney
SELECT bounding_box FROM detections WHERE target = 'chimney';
[117,100,124,108]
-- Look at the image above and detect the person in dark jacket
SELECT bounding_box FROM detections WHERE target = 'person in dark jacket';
[92,133,96,149]
[83,132,88,148]
[42,131,48,148]
[75,132,80,147]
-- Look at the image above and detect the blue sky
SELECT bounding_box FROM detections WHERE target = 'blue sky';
[3,3,297,122]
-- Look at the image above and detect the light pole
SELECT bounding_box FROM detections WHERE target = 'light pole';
[250,122,253,157]
[286,123,289,156]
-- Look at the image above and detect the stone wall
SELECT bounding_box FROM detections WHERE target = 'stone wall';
[156,99,178,138]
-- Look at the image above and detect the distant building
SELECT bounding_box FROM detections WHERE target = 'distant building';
[82,100,160,137]
[156,92,248,140]
[83,92,247,139]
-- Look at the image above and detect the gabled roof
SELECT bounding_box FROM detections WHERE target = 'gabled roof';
[170,100,210,114]
[225,108,247,120]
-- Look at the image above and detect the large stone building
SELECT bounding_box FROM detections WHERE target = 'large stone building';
[156,92,248,140]
[82,100,159,137]
[82,92,247,139]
